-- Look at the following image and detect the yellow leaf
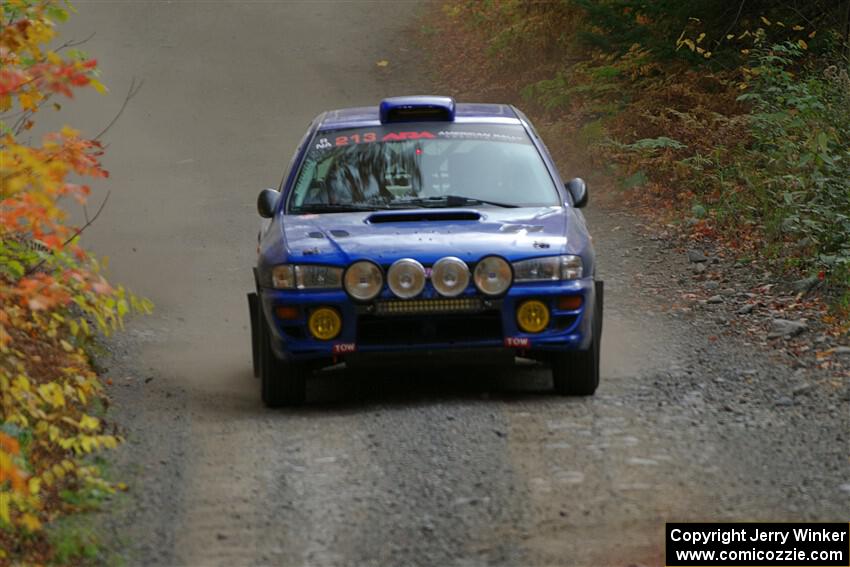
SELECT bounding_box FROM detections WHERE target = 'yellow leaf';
[726,34,734,39]
[696,33,706,44]
[792,25,804,31]
[90,78,108,94]
[20,513,41,532]
[376,60,389,67]
[760,16,771,26]
[798,39,808,50]
[38,383,65,408]
[29,477,41,495]
[808,30,816,38]
[42,470,54,486]
[703,51,712,58]
[79,414,99,431]
[0,492,10,525]
[19,91,42,111]
[61,125,80,138]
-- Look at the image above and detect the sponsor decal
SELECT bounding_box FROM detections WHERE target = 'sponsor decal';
[381,131,435,141]
[335,132,377,146]
[313,127,531,153]
[504,337,530,348]
[332,342,357,354]
[437,130,525,143]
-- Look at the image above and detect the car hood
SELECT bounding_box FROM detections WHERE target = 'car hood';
[276,206,589,265]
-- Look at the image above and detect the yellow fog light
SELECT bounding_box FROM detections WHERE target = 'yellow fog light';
[308,307,342,340]
[516,300,550,333]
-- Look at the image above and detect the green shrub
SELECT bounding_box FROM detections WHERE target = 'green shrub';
[738,41,850,281]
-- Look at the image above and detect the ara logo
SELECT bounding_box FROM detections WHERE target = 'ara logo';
[332,343,357,354]
[381,131,436,141]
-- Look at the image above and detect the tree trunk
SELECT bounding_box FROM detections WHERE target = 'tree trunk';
[844,0,850,60]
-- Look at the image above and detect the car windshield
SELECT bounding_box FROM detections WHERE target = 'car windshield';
[287,123,560,213]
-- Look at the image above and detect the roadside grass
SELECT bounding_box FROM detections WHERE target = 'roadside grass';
[48,520,100,566]
[48,454,129,567]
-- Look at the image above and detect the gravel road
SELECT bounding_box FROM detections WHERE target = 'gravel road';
[55,2,849,566]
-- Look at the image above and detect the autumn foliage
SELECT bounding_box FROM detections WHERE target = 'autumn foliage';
[430,1,850,310]
[1,0,149,562]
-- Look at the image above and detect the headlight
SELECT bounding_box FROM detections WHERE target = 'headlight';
[512,255,583,282]
[272,265,295,289]
[271,265,343,289]
[387,258,426,299]
[344,260,383,301]
[431,257,470,297]
[473,256,512,296]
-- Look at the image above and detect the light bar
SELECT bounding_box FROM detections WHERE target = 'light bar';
[374,297,483,316]
[379,96,456,123]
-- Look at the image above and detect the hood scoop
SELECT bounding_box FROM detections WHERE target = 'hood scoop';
[367,210,482,224]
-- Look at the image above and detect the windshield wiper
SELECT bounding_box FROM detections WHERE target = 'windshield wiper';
[292,203,391,214]
[393,195,518,209]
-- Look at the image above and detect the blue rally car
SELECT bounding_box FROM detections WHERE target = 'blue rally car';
[248,96,603,406]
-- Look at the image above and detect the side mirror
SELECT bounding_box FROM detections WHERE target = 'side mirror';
[257,188,280,218]
[566,178,588,208]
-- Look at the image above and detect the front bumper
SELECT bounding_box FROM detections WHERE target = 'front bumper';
[256,278,598,363]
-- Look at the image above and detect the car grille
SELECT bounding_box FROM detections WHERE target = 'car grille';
[357,311,503,346]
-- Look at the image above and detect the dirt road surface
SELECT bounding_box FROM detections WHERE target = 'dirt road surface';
[56,2,849,565]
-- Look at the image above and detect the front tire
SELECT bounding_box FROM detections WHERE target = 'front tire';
[259,311,308,407]
[552,282,603,396]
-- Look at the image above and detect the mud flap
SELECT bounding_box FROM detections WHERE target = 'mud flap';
[595,280,604,338]
[248,292,259,378]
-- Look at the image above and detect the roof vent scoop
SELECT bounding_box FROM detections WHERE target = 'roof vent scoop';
[379,96,456,123]
[367,210,480,224]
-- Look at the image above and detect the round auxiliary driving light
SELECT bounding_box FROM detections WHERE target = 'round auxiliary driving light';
[473,256,512,296]
[387,258,426,299]
[308,307,342,340]
[344,261,383,301]
[431,257,470,298]
[516,300,550,333]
